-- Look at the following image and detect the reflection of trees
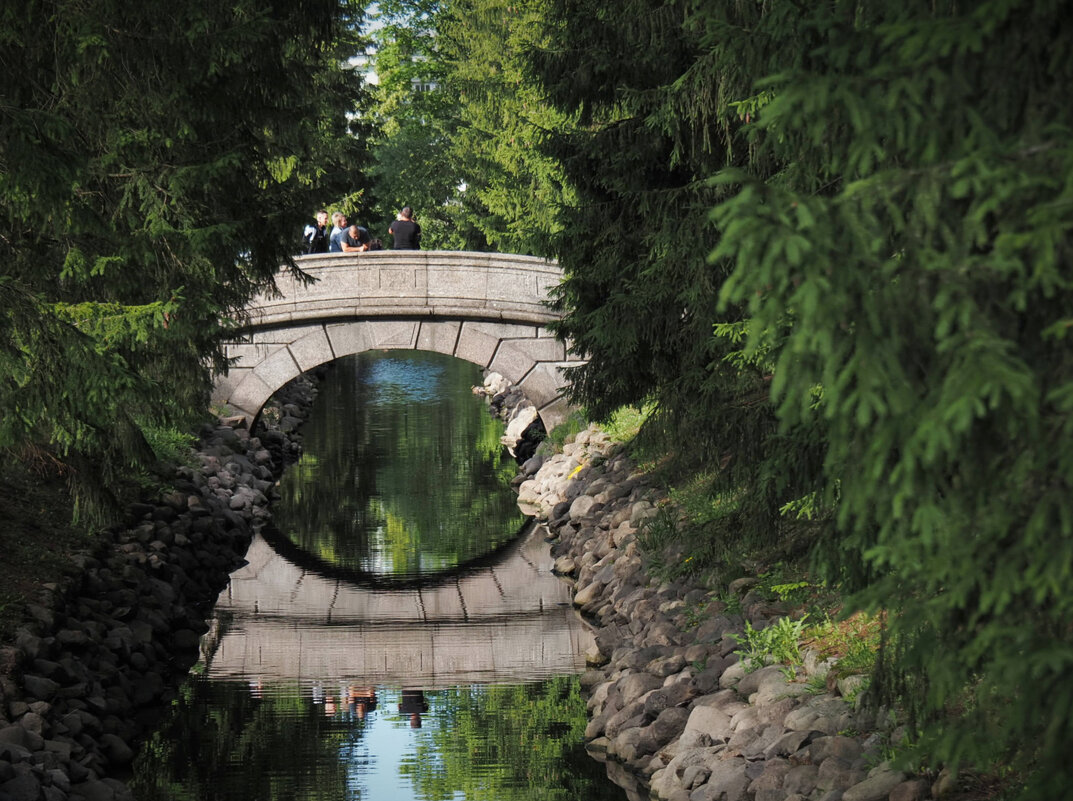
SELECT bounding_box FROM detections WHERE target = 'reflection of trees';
[274,352,525,577]
[131,681,356,801]
[403,677,622,801]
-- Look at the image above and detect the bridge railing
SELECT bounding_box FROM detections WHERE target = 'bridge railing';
[241,250,564,330]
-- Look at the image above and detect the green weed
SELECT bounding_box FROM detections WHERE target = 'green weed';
[538,410,588,454]
[803,612,883,679]
[141,424,197,465]
[732,614,810,672]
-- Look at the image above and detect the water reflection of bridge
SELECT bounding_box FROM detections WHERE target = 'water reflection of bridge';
[204,526,594,689]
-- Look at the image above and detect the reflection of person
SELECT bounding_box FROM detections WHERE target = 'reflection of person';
[399,689,428,729]
[387,206,421,250]
[347,685,378,721]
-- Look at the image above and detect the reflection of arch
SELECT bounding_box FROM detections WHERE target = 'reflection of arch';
[260,517,533,592]
[206,526,594,688]
[212,251,584,430]
[232,521,568,624]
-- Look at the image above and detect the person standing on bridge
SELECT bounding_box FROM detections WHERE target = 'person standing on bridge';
[302,210,330,254]
[388,206,421,250]
[329,211,348,253]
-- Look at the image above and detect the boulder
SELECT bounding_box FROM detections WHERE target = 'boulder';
[842,766,907,801]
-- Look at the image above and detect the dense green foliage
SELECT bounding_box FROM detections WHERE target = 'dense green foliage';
[516,0,1073,795]
[366,0,574,253]
[533,0,823,555]
[710,3,1073,792]
[366,0,477,247]
[0,0,368,517]
[5,0,1071,792]
[436,0,577,254]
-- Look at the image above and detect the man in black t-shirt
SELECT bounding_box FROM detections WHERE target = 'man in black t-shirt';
[388,206,421,250]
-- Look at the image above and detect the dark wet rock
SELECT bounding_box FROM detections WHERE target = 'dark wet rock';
[170,629,201,652]
[0,741,32,763]
[643,682,695,717]
[20,674,59,702]
[16,711,46,738]
[636,706,690,754]
[98,733,134,765]
[72,778,120,801]
[0,726,33,750]
[0,770,41,801]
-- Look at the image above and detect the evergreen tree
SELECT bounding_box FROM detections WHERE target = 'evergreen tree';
[366,0,575,254]
[710,1,1073,792]
[437,0,577,255]
[0,0,369,518]
[531,0,822,551]
[528,0,1073,793]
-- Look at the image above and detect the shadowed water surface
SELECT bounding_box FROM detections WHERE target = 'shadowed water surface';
[132,353,627,801]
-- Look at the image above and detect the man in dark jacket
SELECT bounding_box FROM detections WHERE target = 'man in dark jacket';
[303,210,330,254]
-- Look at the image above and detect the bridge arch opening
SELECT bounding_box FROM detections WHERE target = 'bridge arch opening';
[211,251,582,432]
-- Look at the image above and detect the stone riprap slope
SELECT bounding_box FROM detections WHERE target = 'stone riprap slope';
[514,426,938,801]
[0,380,316,801]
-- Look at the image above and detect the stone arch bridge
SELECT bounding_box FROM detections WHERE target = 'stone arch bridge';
[212,251,580,429]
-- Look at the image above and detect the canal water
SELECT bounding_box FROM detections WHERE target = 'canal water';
[131,351,627,801]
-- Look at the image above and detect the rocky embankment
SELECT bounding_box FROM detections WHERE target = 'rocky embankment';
[482,375,940,801]
[0,377,317,801]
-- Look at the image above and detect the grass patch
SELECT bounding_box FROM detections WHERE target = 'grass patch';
[601,401,655,443]
[538,410,588,454]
